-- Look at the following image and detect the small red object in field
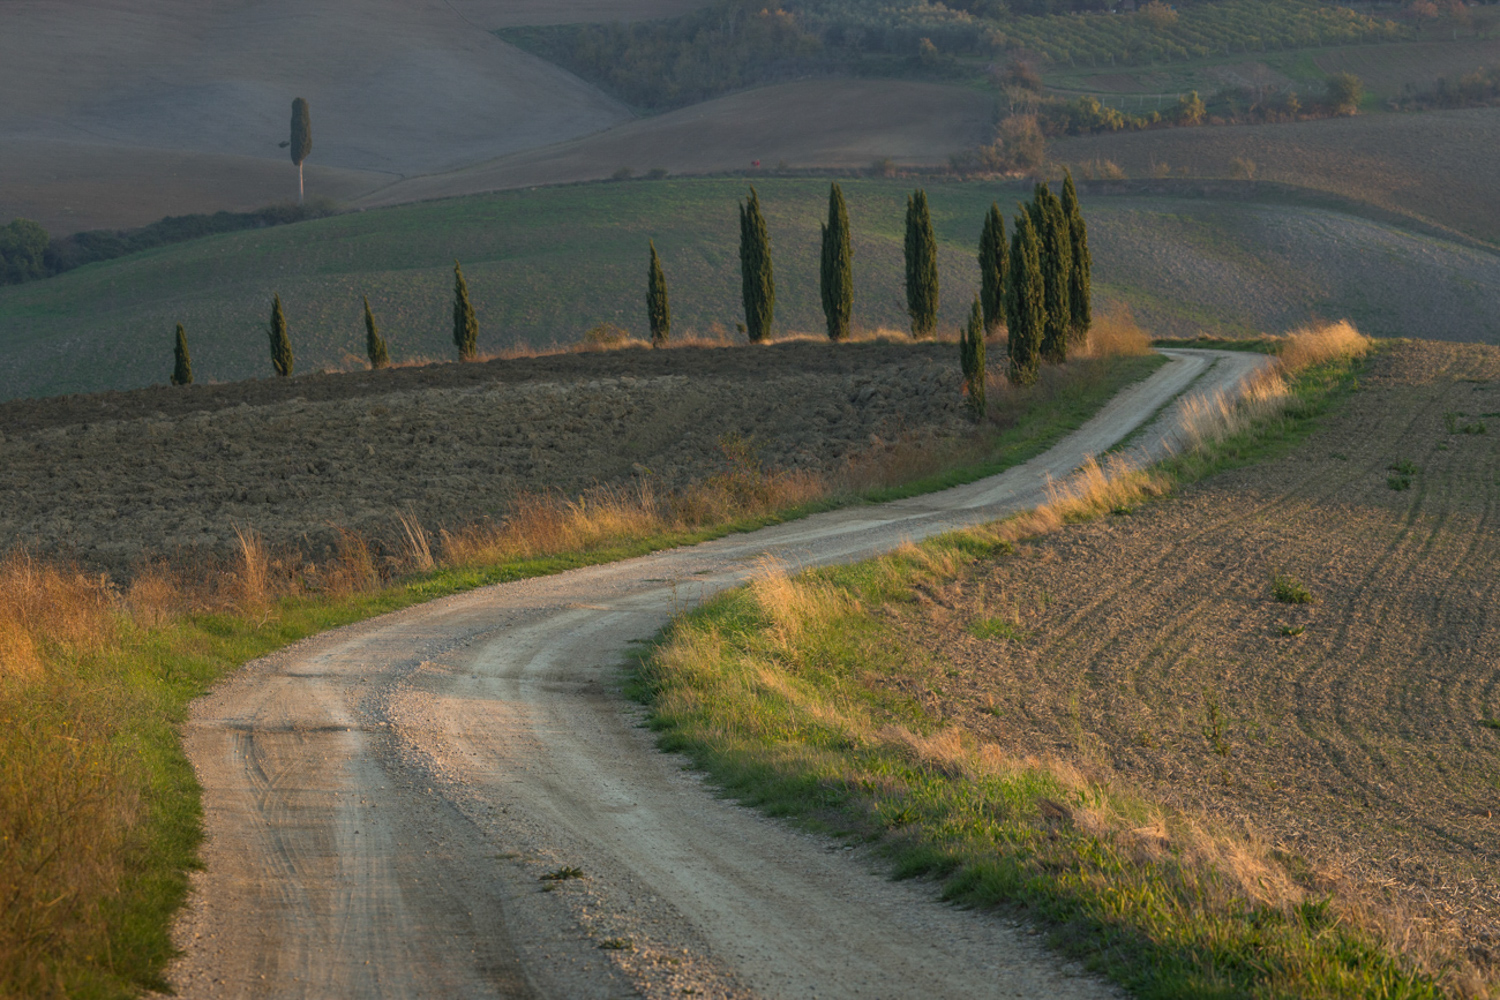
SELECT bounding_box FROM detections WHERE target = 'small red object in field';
[752,160,760,168]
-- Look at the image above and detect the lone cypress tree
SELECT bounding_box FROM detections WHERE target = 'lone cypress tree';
[647,241,671,346]
[1060,169,1093,344]
[904,189,939,339]
[452,260,478,360]
[268,294,294,377]
[978,203,1008,335]
[739,188,775,342]
[171,324,193,386]
[1032,183,1073,365]
[289,98,312,205]
[959,297,986,421]
[364,297,390,369]
[819,182,853,341]
[1005,209,1044,387]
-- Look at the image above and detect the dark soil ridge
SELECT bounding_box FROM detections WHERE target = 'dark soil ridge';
[0,340,944,437]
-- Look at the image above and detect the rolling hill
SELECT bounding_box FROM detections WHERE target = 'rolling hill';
[2,176,1498,401]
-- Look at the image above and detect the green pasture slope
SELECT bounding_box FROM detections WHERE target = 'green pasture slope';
[3,176,1500,401]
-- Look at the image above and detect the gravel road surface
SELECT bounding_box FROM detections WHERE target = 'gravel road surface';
[166,350,1269,999]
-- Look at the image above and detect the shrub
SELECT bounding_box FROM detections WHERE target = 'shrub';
[1272,573,1313,604]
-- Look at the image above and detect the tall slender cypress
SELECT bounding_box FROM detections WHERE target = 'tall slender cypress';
[978,203,1007,335]
[1032,182,1073,364]
[647,241,671,346]
[1005,209,1044,387]
[289,98,312,205]
[1060,169,1093,343]
[904,189,939,339]
[268,294,294,377]
[738,188,775,343]
[819,182,853,341]
[364,297,390,369]
[452,260,478,360]
[171,324,193,386]
[960,297,986,421]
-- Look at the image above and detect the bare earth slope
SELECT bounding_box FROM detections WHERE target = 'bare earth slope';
[899,339,1500,964]
[165,349,1266,999]
[355,79,996,209]
[1053,108,1500,246]
[0,0,632,231]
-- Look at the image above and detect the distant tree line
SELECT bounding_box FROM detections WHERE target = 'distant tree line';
[501,0,1402,111]
[0,203,337,287]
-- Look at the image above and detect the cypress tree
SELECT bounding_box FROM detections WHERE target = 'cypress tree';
[819,182,853,341]
[904,189,939,339]
[1060,169,1093,343]
[289,97,312,205]
[1032,182,1073,365]
[452,260,478,360]
[171,324,193,386]
[1005,209,1044,387]
[978,203,1007,335]
[960,297,986,421]
[268,295,294,377]
[647,241,671,346]
[738,187,775,342]
[364,297,390,369]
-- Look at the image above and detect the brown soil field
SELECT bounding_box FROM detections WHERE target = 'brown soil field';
[0,0,990,233]
[0,341,966,575]
[1052,107,1500,245]
[353,79,997,210]
[0,139,392,236]
[888,339,1500,967]
[0,0,628,173]
[0,0,635,231]
[1309,37,1500,98]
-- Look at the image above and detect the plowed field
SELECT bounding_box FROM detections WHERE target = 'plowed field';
[895,338,1500,965]
[0,341,967,574]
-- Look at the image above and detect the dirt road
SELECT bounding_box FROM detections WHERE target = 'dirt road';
[167,349,1269,999]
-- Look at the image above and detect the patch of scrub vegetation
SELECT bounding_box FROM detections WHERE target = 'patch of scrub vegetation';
[629,324,1478,998]
[0,337,1157,997]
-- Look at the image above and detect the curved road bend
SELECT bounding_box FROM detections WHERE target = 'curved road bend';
[167,349,1270,999]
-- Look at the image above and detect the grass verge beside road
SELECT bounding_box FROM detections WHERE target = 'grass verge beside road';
[0,342,1157,998]
[628,325,1466,998]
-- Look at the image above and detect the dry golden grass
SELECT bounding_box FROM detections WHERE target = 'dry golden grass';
[0,553,138,996]
[1076,304,1154,359]
[442,456,826,569]
[0,553,117,681]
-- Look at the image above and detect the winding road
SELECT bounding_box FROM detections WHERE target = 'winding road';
[166,349,1270,999]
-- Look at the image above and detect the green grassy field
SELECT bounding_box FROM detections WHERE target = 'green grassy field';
[4,175,1500,402]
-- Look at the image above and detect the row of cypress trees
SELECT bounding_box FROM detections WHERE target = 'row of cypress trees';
[710,178,1088,350]
[168,180,1090,387]
[168,260,475,384]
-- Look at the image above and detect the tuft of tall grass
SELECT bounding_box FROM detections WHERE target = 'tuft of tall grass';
[1076,303,1153,360]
